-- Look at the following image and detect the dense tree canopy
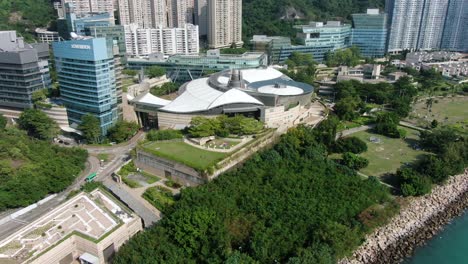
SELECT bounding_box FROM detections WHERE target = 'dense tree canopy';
[325,47,362,67]
[0,114,6,130]
[18,109,59,141]
[107,121,139,143]
[189,115,264,138]
[114,125,393,263]
[145,66,166,79]
[150,82,179,96]
[0,0,56,41]
[0,128,88,210]
[242,0,385,40]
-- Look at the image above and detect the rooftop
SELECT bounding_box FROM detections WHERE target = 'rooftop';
[0,190,135,262]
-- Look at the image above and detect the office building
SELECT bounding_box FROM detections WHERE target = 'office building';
[386,0,451,52]
[86,25,126,104]
[351,9,387,58]
[53,37,119,135]
[127,49,267,82]
[61,0,115,23]
[124,24,199,56]
[0,31,51,109]
[268,21,351,64]
[58,3,113,39]
[441,0,468,52]
[0,189,142,264]
[207,0,243,48]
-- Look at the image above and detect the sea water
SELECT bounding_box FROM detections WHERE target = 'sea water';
[404,209,468,264]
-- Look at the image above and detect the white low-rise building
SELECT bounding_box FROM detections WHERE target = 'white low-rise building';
[124,23,199,57]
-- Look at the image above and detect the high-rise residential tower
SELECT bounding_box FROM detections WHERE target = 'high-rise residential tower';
[61,0,115,23]
[441,0,468,52]
[194,0,208,37]
[386,0,451,52]
[351,9,387,58]
[117,0,166,28]
[53,37,119,136]
[207,0,243,48]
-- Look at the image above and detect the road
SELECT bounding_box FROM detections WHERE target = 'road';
[0,131,159,241]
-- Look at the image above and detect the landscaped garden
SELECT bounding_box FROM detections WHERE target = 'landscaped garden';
[407,96,468,127]
[351,127,428,180]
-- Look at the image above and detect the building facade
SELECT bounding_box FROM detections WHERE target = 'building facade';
[0,31,51,110]
[61,0,115,23]
[127,49,267,82]
[268,21,351,64]
[124,23,199,56]
[351,9,387,58]
[441,0,468,52]
[194,0,208,37]
[386,0,454,53]
[207,0,243,48]
[53,38,119,135]
[35,28,61,43]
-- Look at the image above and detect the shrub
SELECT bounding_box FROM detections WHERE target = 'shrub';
[334,137,368,154]
[342,152,369,170]
[397,168,432,197]
[147,129,183,141]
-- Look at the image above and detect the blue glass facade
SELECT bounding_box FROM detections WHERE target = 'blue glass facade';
[53,38,118,135]
[351,11,388,58]
[270,22,351,64]
[441,0,468,52]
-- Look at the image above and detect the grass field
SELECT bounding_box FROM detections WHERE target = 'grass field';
[408,96,468,127]
[142,141,229,171]
[350,127,428,182]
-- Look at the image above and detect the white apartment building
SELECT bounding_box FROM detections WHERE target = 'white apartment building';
[168,0,195,27]
[61,0,115,22]
[124,24,199,56]
[386,0,451,53]
[207,0,243,48]
[118,0,162,28]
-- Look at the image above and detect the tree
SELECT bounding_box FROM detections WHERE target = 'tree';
[108,121,139,143]
[0,114,6,130]
[374,112,401,138]
[145,66,166,78]
[122,69,138,76]
[189,117,220,138]
[18,109,59,140]
[342,152,369,170]
[150,82,179,96]
[32,89,47,102]
[334,137,368,154]
[419,127,460,154]
[325,47,361,67]
[397,168,432,197]
[334,96,362,121]
[431,119,438,129]
[79,114,101,143]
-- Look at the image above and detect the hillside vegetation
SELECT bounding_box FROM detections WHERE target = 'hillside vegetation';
[243,0,385,39]
[0,127,88,210]
[0,0,56,41]
[114,125,395,263]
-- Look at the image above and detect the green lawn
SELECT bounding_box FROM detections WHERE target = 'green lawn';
[142,141,229,171]
[408,96,468,127]
[350,127,428,180]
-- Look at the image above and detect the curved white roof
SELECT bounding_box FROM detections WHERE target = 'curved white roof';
[132,92,171,106]
[257,85,304,96]
[160,78,263,113]
[208,88,263,109]
[240,68,284,83]
[218,76,229,85]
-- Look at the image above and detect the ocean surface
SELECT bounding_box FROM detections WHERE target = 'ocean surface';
[404,209,468,264]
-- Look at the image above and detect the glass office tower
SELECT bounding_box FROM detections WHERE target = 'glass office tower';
[351,9,388,58]
[53,38,118,136]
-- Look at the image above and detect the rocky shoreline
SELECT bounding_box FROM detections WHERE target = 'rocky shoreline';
[340,170,468,264]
